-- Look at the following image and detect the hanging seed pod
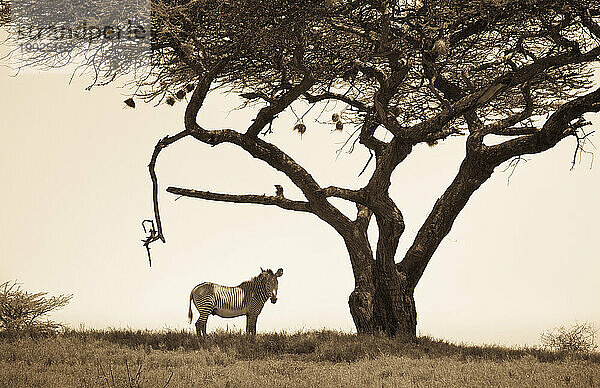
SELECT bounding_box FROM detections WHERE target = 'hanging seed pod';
[185,84,195,93]
[124,98,135,108]
[331,113,340,122]
[166,96,176,106]
[176,90,186,99]
[335,121,344,131]
[294,123,307,134]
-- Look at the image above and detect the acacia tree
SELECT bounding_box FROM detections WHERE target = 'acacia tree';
[4,0,600,337]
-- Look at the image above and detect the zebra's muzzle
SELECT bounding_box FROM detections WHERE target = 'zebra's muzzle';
[270,296,277,304]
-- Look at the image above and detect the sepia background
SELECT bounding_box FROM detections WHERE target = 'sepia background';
[1,48,599,346]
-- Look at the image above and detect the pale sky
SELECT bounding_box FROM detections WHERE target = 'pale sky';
[1,41,599,347]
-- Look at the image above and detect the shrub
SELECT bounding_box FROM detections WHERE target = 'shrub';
[0,281,72,338]
[540,322,598,352]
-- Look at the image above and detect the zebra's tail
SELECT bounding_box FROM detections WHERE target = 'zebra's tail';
[188,292,194,324]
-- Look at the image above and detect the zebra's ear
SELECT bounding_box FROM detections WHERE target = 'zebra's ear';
[260,267,264,273]
[275,268,283,277]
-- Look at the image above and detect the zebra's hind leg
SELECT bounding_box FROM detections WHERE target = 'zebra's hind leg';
[195,316,208,337]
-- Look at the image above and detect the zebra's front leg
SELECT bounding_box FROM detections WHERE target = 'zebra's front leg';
[246,314,258,336]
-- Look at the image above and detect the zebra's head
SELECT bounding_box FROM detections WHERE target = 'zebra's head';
[260,267,283,304]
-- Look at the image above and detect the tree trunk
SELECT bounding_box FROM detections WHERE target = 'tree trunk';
[348,268,416,337]
[372,267,417,337]
[345,236,416,338]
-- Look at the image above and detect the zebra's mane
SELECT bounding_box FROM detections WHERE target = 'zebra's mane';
[237,273,264,288]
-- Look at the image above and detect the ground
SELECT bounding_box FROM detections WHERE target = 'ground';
[0,330,598,387]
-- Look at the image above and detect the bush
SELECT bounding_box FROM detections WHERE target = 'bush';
[540,322,598,352]
[0,281,72,338]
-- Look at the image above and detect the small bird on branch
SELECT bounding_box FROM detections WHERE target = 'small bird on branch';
[275,185,284,197]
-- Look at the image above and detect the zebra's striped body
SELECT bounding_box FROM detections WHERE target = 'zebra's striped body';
[188,268,283,335]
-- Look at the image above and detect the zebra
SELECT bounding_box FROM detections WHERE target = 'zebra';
[187,267,283,336]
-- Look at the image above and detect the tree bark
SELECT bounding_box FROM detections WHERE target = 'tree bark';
[348,266,417,337]
[345,229,416,338]
[344,231,375,334]
[371,267,417,338]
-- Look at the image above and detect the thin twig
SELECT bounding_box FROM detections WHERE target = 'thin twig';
[109,363,115,387]
[501,156,528,185]
[141,220,158,267]
[134,363,143,385]
[571,129,595,170]
[125,359,132,387]
[163,371,174,388]
[358,149,374,177]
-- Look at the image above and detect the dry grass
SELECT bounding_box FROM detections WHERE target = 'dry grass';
[1,330,599,387]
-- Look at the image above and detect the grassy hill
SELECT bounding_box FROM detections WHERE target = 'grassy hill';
[1,329,599,387]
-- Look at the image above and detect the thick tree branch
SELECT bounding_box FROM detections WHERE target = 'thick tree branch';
[354,203,373,232]
[184,61,229,135]
[141,61,229,251]
[398,147,493,290]
[406,47,600,143]
[351,61,413,204]
[303,89,386,155]
[485,126,539,136]
[246,72,315,137]
[486,86,600,164]
[182,63,356,238]
[166,187,312,212]
[482,84,534,136]
[354,60,387,85]
[398,86,600,289]
[373,196,405,270]
[580,11,600,39]
[421,125,464,144]
[304,91,370,112]
[330,20,378,45]
[423,58,465,103]
[321,186,364,203]
[359,115,388,154]
[372,63,411,137]
[405,81,506,143]
[421,52,489,133]
[148,129,192,244]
